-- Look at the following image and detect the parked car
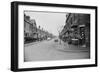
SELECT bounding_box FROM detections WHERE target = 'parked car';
[47,37,51,41]
[54,39,58,42]
[71,38,79,45]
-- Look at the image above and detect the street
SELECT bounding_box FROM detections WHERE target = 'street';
[24,38,90,62]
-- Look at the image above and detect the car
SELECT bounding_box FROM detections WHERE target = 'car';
[47,37,51,41]
[54,39,58,42]
[71,38,79,45]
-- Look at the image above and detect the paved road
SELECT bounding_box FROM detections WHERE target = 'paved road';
[24,39,90,62]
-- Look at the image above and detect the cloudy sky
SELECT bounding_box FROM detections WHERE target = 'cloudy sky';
[24,11,67,36]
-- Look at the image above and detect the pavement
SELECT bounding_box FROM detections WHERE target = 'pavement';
[24,38,90,62]
[54,40,90,52]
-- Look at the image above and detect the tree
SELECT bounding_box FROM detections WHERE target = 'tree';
[57,25,64,44]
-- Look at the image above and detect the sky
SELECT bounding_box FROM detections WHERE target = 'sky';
[25,11,67,36]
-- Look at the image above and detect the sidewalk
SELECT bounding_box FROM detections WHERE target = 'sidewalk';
[56,40,90,52]
[24,41,42,47]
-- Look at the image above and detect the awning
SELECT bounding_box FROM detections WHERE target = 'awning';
[71,24,78,28]
[79,24,85,27]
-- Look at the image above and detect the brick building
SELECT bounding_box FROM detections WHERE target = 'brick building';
[60,13,90,47]
[24,14,37,42]
[24,14,54,43]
